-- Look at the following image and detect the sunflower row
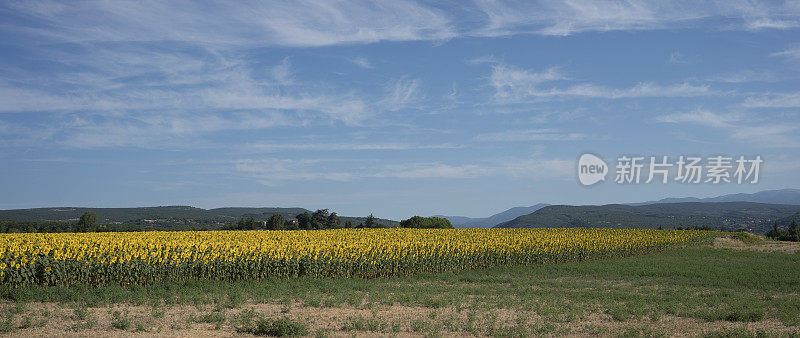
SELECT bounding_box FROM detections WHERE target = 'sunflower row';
[0,228,713,286]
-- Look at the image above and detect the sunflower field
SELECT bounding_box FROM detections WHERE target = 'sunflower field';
[0,228,713,286]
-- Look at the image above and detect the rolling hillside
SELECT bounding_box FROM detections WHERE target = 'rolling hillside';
[631,188,800,205]
[436,204,549,228]
[495,202,800,233]
[0,206,397,228]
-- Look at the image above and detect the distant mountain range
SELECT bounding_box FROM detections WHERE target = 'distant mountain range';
[495,202,800,232]
[442,189,800,230]
[0,206,397,228]
[630,189,800,205]
[435,204,549,228]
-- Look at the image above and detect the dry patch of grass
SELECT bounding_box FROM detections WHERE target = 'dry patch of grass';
[1,301,798,337]
[714,236,800,253]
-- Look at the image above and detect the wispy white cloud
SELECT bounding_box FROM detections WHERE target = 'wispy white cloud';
[235,159,358,183]
[374,163,491,179]
[5,1,798,50]
[374,158,573,180]
[0,2,429,149]
[473,0,666,37]
[474,128,586,142]
[760,156,800,174]
[234,156,573,183]
[245,142,460,151]
[526,110,583,123]
[668,52,692,64]
[490,65,567,100]
[771,48,800,59]
[0,115,60,147]
[705,70,779,83]
[466,55,498,64]
[489,63,719,103]
[380,76,422,111]
[655,108,800,147]
[728,0,800,30]
[60,112,295,149]
[0,1,792,152]
[730,124,800,147]
[254,1,457,47]
[0,44,375,148]
[472,0,800,37]
[270,57,294,85]
[601,82,717,98]
[349,57,374,69]
[4,1,456,47]
[742,93,800,108]
[654,109,739,128]
[0,76,373,148]
[0,85,367,120]
[744,18,800,30]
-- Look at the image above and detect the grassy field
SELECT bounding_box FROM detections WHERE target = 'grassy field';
[0,236,797,337]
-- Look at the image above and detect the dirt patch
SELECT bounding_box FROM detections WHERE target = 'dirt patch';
[564,313,798,337]
[3,301,799,337]
[714,237,800,253]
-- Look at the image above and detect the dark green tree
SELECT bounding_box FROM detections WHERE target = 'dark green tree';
[789,220,799,242]
[311,209,329,229]
[364,213,376,228]
[237,217,258,230]
[766,222,781,240]
[326,212,340,228]
[266,214,285,230]
[400,216,453,229]
[296,212,312,230]
[77,212,98,232]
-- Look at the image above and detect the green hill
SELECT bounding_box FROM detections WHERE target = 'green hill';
[495,202,800,232]
[209,207,311,218]
[0,206,397,229]
[435,203,550,228]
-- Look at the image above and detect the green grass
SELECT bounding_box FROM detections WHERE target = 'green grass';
[194,311,226,329]
[254,317,309,337]
[232,311,309,337]
[342,315,387,332]
[731,232,763,245]
[110,310,131,330]
[1,246,798,331]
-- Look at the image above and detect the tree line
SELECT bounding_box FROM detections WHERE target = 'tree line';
[223,209,395,230]
[0,211,454,233]
[766,220,800,242]
[0,212,145,233]
[224,212,454,230]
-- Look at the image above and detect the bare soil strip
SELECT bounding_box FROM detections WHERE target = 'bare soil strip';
[3,300,798,337]
[714,237,800,253]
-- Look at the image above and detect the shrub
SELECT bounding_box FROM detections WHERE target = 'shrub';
[253,317,309,337]
[400,216,454,229]
[730,232,761,245]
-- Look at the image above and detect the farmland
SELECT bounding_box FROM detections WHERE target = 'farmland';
[0,228,711,286]
[0,233,796,336]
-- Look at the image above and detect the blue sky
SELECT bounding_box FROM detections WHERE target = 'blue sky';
[1,1,799,220]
